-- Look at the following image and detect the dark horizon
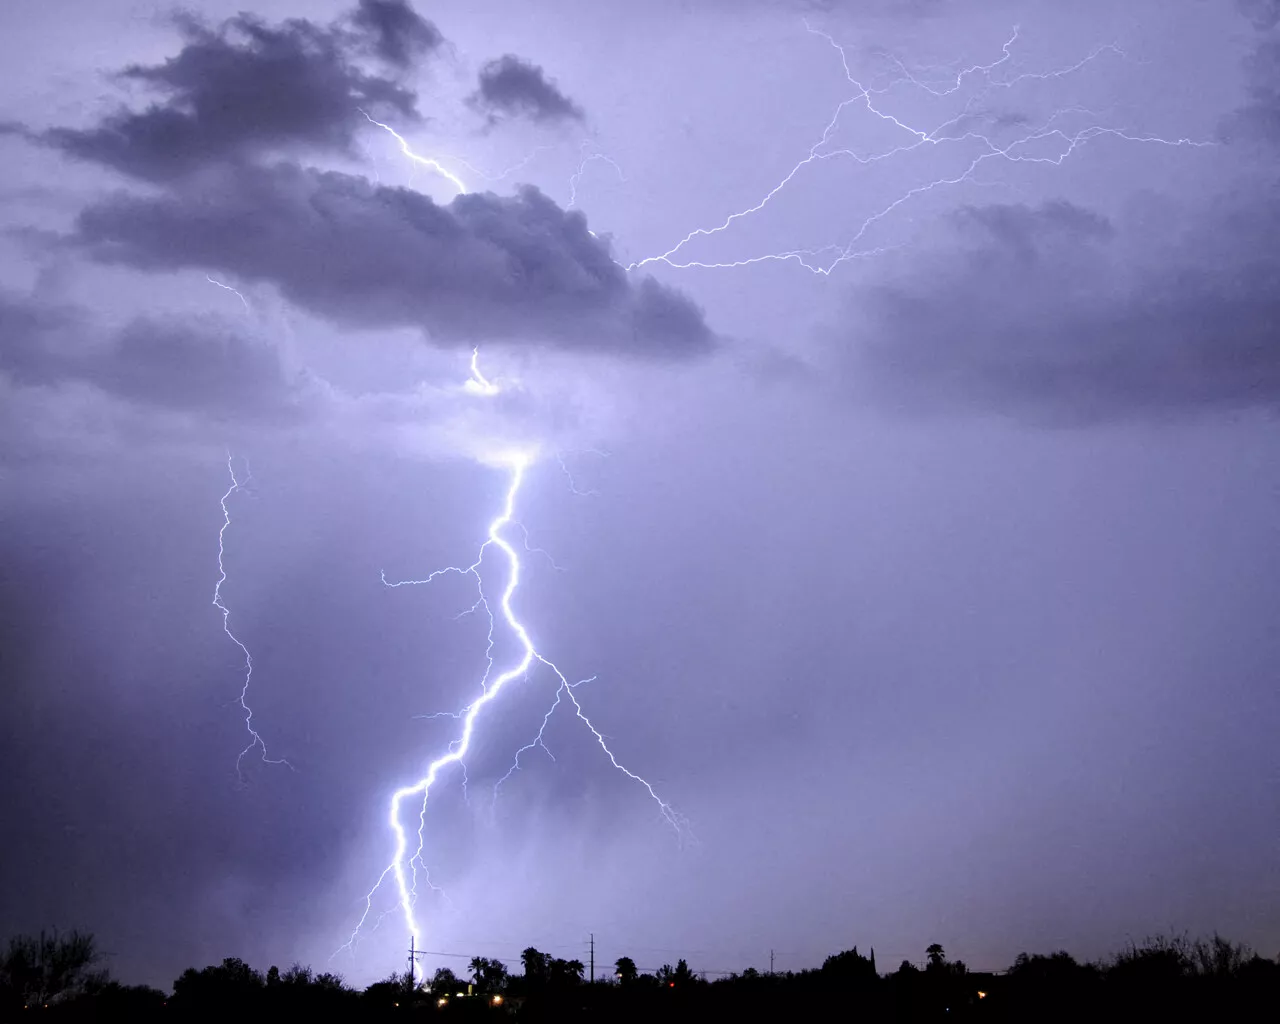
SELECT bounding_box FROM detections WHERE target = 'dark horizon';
[5,926,1278,1021]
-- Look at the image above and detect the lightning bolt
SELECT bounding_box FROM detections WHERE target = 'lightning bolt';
[213,454,292,779]
[205,274,250,311]
[632,22,1213,275]
[463,346,500,396]
[333,16,1212,961]
[343,360,685,954]
[361,108,625,218]
[360,109,469,195]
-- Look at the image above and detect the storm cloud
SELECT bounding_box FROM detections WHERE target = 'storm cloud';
[348,0,443,69]
[841,196,1280,423]
[0,290,306,422]
[71,164,713,356]
[40,6,426,181]
[470,54,585,125]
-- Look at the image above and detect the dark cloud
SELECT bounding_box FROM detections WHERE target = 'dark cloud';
[349,0,443,68]
[71,163,713,357]
[840,198,1280,423]
[1238,0,1280,31]
[470,55,585,125]
[0,291,81,386]
[0,291,303,421]
[1220,40,1280,144]
[40,7,424,182]
[87,315,306,421]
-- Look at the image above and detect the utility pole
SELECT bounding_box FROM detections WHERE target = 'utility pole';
[406,935,428,990]
[589,933,595,984]
[770,949,774,975]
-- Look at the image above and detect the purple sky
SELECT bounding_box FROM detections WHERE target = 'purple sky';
[1,0,1278,991]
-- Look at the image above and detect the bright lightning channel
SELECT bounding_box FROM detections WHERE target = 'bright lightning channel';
[463,346,500,396]
[360,109,469,195]
[213,454,291,779]
[344,356,685,952]
[632,23,1213,276]
[362,109,626,215]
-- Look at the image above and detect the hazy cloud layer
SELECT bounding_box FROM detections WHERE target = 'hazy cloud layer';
[1222,24,1280,143]
[88,316,307,421]
[72,165,713,356]
[841,195,1280,423]
[0,291,80,386]
[1,290,306,422]
[470,54,585,125]
[40,6,426,181]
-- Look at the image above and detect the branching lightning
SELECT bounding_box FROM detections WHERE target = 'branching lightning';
[631,23,1212,275]
[331,16,1210,962]
[343,360,685,953]
[213,454,292,779]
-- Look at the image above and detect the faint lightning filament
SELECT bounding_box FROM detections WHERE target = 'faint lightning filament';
[214,454,292,779]
[632,22,1211,276]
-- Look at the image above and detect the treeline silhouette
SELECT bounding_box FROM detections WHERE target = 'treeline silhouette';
[3,929,1277,1021]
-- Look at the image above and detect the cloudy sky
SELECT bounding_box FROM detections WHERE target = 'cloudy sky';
[1,0,1277,990]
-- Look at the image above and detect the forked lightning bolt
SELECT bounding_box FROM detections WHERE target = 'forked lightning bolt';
[632,23,1212,275]
[344,368,685,951]
[334,17,1209,960]
[213,454,291,779]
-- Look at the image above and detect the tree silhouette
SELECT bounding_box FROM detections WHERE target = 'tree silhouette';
[171,957,265,1016]
[5,927,1278,1020]
[521,946,549,984]
[823,945,878,982]
[430,966,461,992]
[362,970,413,1008]
[614,956,638,984]
[0,930,102,1011]
[546,957,585,986]
[469,955,508,992]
